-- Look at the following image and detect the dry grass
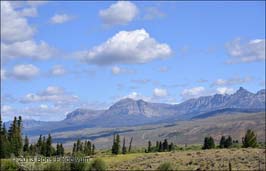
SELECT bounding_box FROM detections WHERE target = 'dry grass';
[102,148,266,170]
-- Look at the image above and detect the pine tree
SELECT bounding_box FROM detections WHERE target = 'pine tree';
[169,143,174,151]
[203,136,215,149]
[242,129,257,148]
[87,141,92,155]
[23,135,29,153]
[29,144,36,156]
[56,143,60,156]
[115,134,120,154]
[7,116,23,156]
[73,142,77,154]
[77,139,81,152]
[92,144,95,155]
[159,141,163,152]
[163,139,168,151]
[111,134,116,154]
[60,143,64,156]
[148,141,152,152]
[128,137,133,153]
[156,141,159,151]
[122,137,126,154]
[17,116,23,154]
[219,136,226,148]
[46,134,54,156]
[225,136,232,148]
[41,136,46,156]
[0,115,9,158]
[36,135,42,154]
[112,134,120,154]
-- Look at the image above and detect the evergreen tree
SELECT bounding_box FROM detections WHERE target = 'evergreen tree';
[56,143,60,155]
[92,144,95,155]
[0,115,9,158]
[17,116,23,154]
[46,134,52,156]
[41,136,46,155]
[159,141,163,152]
[84,141,88,155]
[111,134,116,154]
[169,143,174,151]
[73,142,77,154]
[77,139,81,152]
[225,136,233,148]
[242,129,257,148]
[56,143,64,156]
[122,137,127,154]
[29,144,36,156]
[115,134,120,154]
[128,137,133,153]
[219,136,226,148]
[7,116,23,156]
[148,141,152,152]
[111,134,120,154]
[60,143,64,156]
[163,139,168,151]
[23,135,29,153]
[36,135,42,154]
[87,141,92,155]
[202,136,215,149]
[156,141,159,151]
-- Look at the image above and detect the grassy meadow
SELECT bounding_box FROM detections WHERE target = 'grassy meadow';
[1,147,265,171]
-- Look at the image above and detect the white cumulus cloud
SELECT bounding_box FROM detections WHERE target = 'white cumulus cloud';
[1,1,56,62]
[99,1,138,26]
[153,88,168,97]
[181,86,207,100]
[75,29,172,65]
[226,38,265,63]
[112,66,122,75]
[111,66,135,75]
[1,40,55,61]
[1,1,35,43]
[50,14,73,24]
[216,87,234,95]
[11,64,40,80]
[50,65,66,76]
[20,86,79,106]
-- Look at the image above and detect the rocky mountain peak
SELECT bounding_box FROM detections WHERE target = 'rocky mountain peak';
[257,89,266,95]
[234,87,253,96]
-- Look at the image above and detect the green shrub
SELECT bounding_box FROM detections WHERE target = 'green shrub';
[87,158,107,171]
[70,159,86,171]
[157,162,175,171]
[0,159,19,171]
[44,162,70,171]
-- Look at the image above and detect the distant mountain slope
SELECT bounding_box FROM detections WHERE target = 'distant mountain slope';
[10,87,265,136]
[191,108,265,119]
[50,112,265,148]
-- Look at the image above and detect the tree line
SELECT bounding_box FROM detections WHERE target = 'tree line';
[111,134,133,155]
[0,115,65,158]
[202,129,258,149]
[72,139,95,156]
[146,139,174,153]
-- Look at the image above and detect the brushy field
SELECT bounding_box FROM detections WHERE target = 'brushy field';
[1,148,265,171]
[101,148,266,170]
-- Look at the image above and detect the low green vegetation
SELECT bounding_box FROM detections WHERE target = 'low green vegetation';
[87,158,107,171]
[157,162,176,171]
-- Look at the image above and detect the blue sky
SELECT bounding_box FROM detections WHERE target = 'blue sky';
[1,1,265,121]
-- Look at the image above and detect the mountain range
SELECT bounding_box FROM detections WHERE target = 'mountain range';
[5,87,265,136]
